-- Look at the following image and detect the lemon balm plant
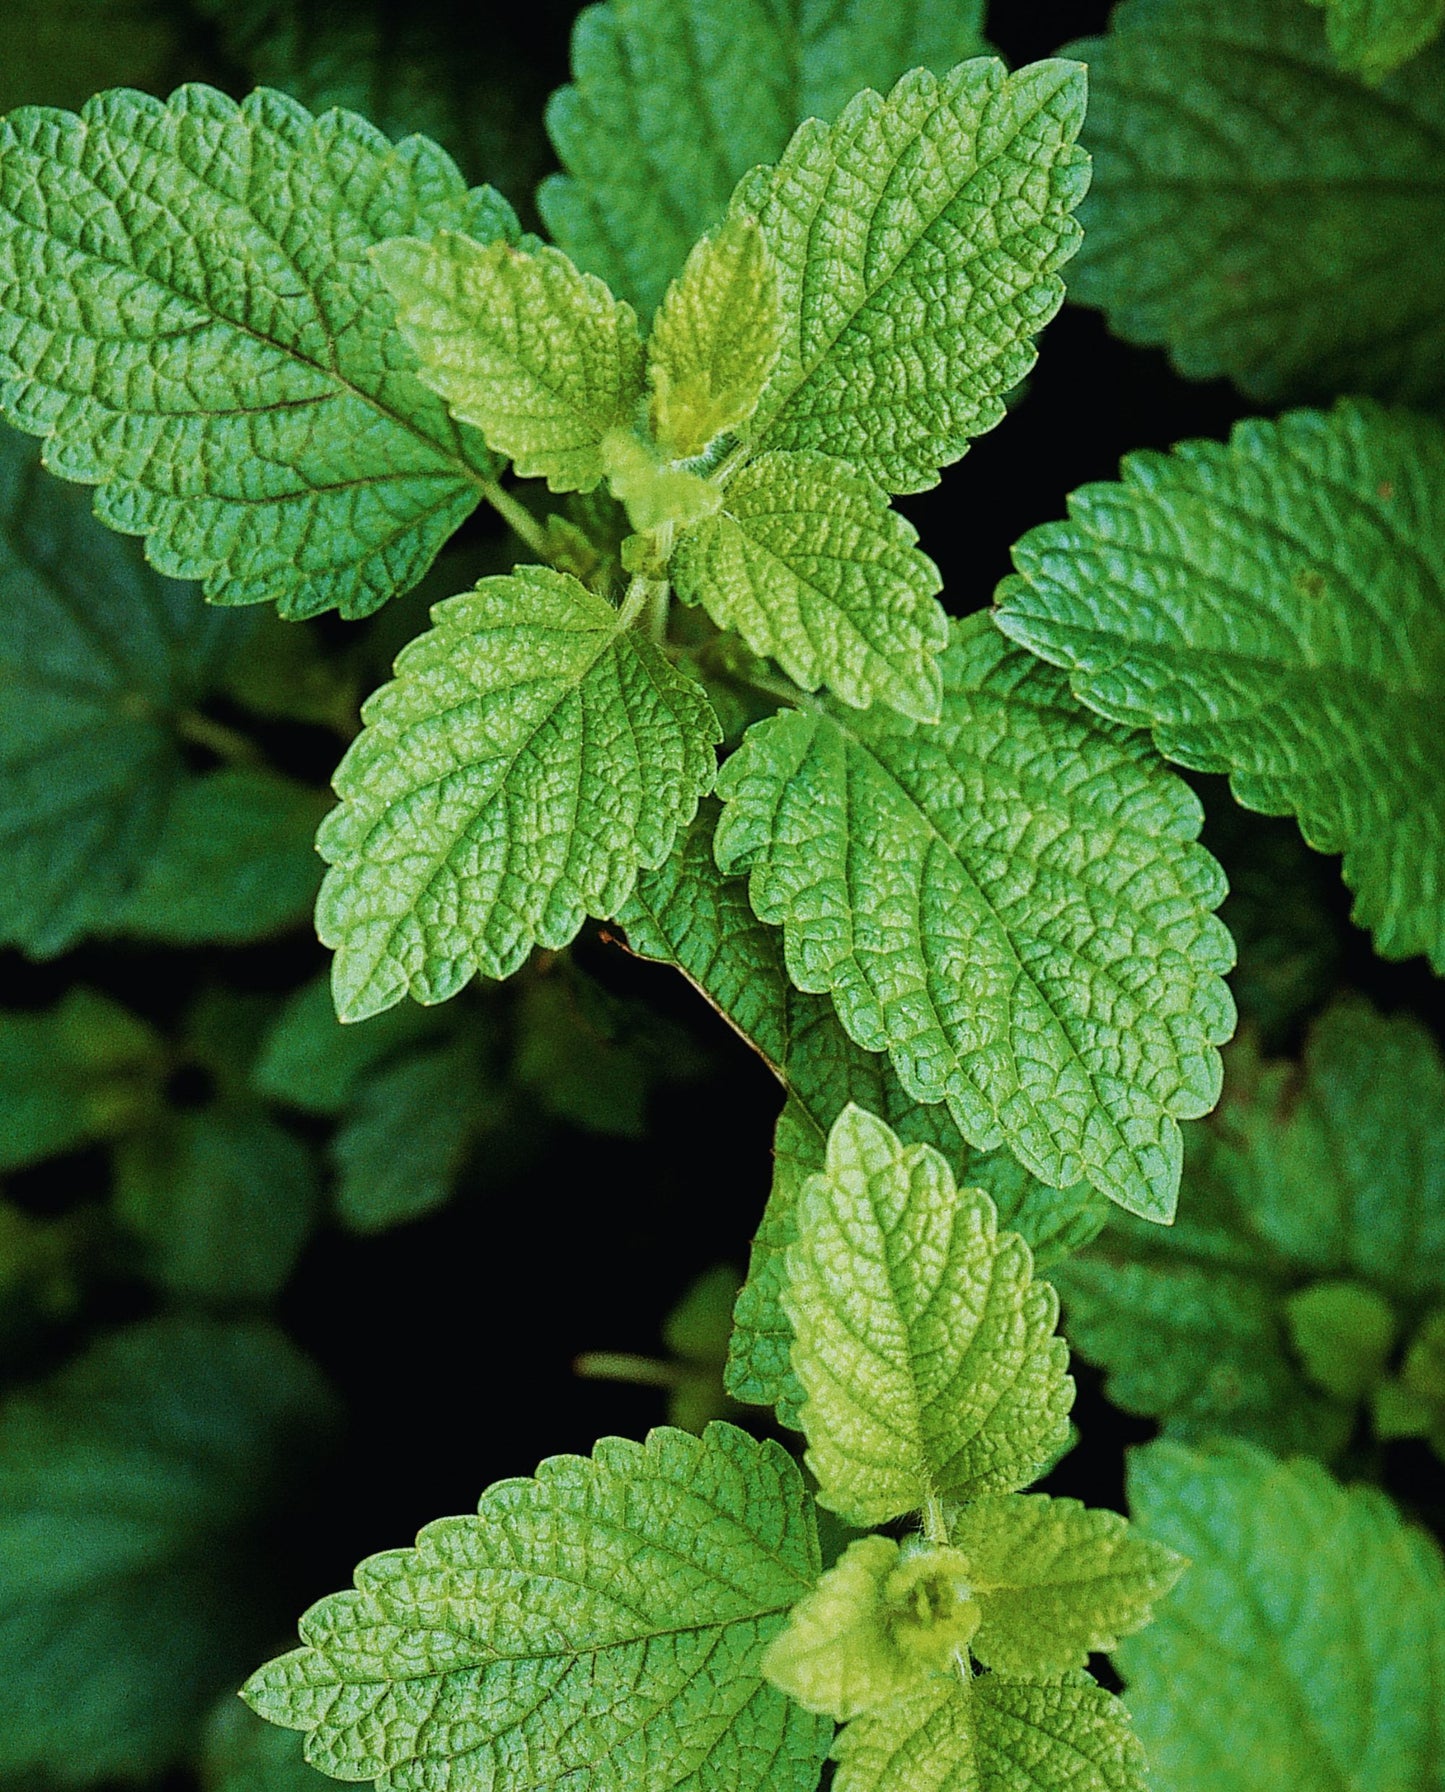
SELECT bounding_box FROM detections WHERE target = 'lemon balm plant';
[0,2,1443,1790]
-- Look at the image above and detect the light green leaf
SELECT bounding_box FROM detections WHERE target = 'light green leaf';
[786,1105,1073,1527]
[673,451,947,720]
[600,428,722,532]
[332,1036,498,1233]
[316,564,720,1020]
[0,86,516,619]
[243,1422,831,1792]
[715,616,1235,1220]
[949,1494,1184,1678]
[115,1109,320,1302]
[1306,0,1445,78]
[618,803,1108,1423]
[0,1318,338,1783]
[832,1673,1148,1792]
[251,973,445,1116]
[1056,999,1445,1454]
[998,401,1445,971]
[734,59,1089,493]
[1066,0,1445,405]
[373,234,645,493]
[0,990,162,1171]
[541,0,990,319]
[647,215,782,460]
[1121,1440,1445,1791]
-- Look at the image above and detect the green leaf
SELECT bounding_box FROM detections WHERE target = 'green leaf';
[252,973,445,1116]
[1307,0,1445,78]
[0,85,514,619]
[540,0,990,319]
[1284,1279,1398,1401]
[115,1108,320,1302]
[618,803,1109,1424]
[373,234,645,493]
[243,1422,831,1792]
[831,1673,1148,1792]
[786,1105,1073,1527]
[647,215,782,460]
[0,0,179,113]
[673,451,947,720]
[0,990,162,1171]
[0,1318,338,1783]
[204,1699,336,1792]
[316,564,720,1020]
[1121,1440,1445,1791]
[733,58,1090,493]
[715,616,1235,1220]
[997,400,1445,971]
[1056,999,1445,1455]
[949,1494,1184,1678]
[1066,0,1445,405]
[600,428,723,532]
[332,1035,498,1232]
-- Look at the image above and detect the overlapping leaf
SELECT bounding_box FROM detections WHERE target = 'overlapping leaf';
[715,617,1236,1220]
[1121,1440,1445,1791]
[1067,0,1445,404]
[316,565,720,1020]
[0,85,514,618]
[541,0,989,317]
[244,1423,831,1792]
[997,401,1445,971]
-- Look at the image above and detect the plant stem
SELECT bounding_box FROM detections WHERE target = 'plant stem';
[480,477,552,560]
[173,709,265,768]
[573,1352,682,1389]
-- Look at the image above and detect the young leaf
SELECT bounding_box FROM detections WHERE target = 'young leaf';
[1056,999,1445,1453]
[786,1105,1073,1528]
[831,1673,1147,1792]
[316,565,720,1020]
[733,58,1090,492]
[0,86,517,619]
[648,215,782,460]
[1067,0,1445,405]
[373,235,645,493]
[1306,0,1445,79]
[672,450,947,720]
[243,1422,831,1792]
[541,0,990,318]
[0,990,162,1171]
[715,616,1236,1221]
[1121,1440,1445,1791]
[948,1494,1184,1678]
[0,1318,338,1783]
[997,401,1445,971]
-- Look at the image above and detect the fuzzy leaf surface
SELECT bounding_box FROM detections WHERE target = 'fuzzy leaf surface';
[1057,999,1445,1452]
[374,235,645,493]
[0,86,515,618]
[832,1674,1148,1792]
[673,451,947,719]
[734,59,1090,492]
[243,1422,830,1792]
[786,1105,1073,1526]
[1121,1440,1445,1791]
[715,616,1235,1220]
[317,565,720,1020]
[1067,0,1445,405]
[998,401,1445,971]
[541,0,989,318]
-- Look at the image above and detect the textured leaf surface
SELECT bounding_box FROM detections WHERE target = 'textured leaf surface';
[617,805,1108,1424]
[1057,999,1445,1452]
[1067,0,1445,405]
[832,1674,1148,1792]
[0,990,161,1171]
[998,401,1445,971]
[1308,0,1445,79]
[734,59,1089,492]
[374,235,644,493]
[244,1422,831,1792]
[0,1318,337,1783]
[1121,1440,1445,1791]
[786,1106,1073,1527]
[317,565,720,1020]
[673,451,947,719]
[715,616,1235,1220]
[0,85,515,618]
[541,0,989,318]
